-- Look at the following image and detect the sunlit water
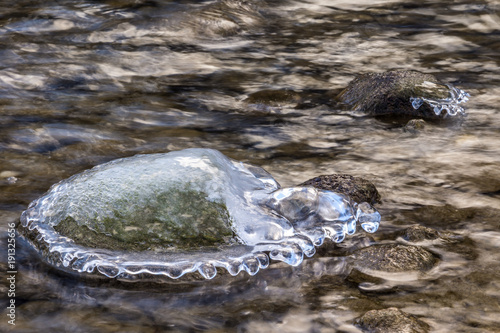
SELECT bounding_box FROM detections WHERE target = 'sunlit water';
[1,0,499,332]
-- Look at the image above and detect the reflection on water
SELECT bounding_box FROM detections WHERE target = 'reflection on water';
[1,0,500,331]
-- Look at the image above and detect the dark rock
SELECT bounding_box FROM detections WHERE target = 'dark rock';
[299,174,381,205]
[337,70,468,119]
[352,244,438,273]
[398,225,441,243]
[355,307,430,333]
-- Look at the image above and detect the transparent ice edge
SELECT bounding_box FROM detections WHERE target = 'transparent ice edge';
[18,148,381,281]
[410,84,470,117]
[20,199,380,281]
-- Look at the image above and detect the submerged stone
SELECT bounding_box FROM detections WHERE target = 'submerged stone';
[398,225,441,243]
[352,244,438,273]
[337,70,469,119]
[19,148,381,280]
[403,119,427,134]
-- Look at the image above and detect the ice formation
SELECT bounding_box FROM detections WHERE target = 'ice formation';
[19,148,381,280]
[410,83,470,117]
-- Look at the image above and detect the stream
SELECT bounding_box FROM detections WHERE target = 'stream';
[1,0,500,332]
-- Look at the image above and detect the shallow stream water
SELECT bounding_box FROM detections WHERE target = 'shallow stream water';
[1,0,500,332]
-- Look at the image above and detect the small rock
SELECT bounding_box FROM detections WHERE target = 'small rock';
[403,119,426,133]
[299,174,381,205]
[352,244,438,273]
[337,70,468,119]
[355,307,430,333]
[398,225,441,243]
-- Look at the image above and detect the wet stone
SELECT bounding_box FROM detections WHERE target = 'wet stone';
[298,174,381,205]
[355,307,430,333]
[403,119,427,134]
[336,70,469,119]
[351,244,438,273]
[398,225,441,243]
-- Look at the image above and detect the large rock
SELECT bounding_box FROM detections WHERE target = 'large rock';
[337,70,469,119]
[18,148,381,281]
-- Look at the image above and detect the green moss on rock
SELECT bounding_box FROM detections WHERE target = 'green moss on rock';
[54,185,236,251]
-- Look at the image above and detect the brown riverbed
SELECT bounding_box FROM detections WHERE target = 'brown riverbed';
[1,0,500,331]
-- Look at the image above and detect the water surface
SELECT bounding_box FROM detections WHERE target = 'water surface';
[1,0,500,332]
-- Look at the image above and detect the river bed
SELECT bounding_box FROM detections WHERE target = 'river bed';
[1,0,500,332]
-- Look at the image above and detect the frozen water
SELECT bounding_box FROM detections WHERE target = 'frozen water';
[410,83,470,117]
[19,148,380,280]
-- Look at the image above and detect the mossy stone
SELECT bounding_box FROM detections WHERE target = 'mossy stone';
[54,186,236,252]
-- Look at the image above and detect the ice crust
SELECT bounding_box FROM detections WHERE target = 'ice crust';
[20,148,380,280]
[410,83,470,117]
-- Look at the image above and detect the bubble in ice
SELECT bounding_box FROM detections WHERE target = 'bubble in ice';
[19,148,381,280]
[410,83,470,117]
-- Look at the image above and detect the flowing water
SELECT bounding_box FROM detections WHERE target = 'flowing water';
[1,0,500,332]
